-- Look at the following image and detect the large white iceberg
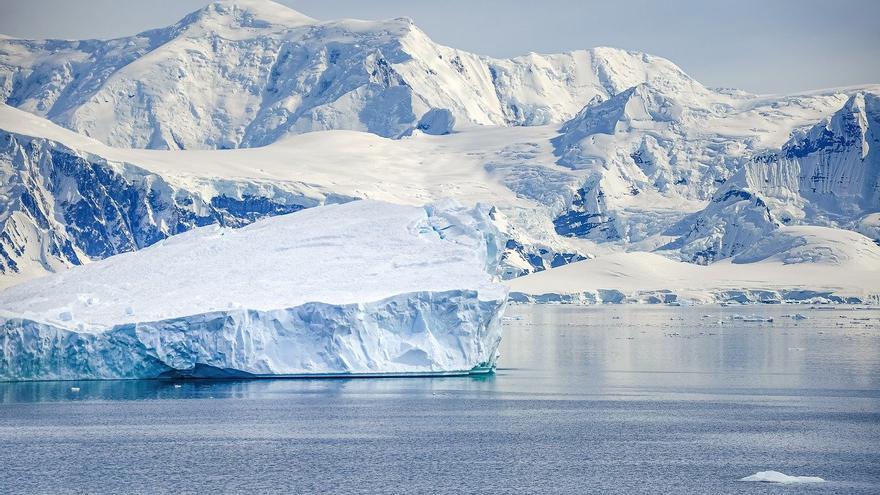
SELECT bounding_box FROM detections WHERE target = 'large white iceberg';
[0,200,508,380]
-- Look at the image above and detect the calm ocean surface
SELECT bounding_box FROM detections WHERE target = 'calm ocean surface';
[1,305,878,494]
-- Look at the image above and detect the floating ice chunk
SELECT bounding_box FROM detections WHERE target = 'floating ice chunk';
[739,471,825,484]
[742,316,773,323]
[0,201,508,380]
[730,314,773,323]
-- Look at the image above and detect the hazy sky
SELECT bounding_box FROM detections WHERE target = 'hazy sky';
[1,0,878,94]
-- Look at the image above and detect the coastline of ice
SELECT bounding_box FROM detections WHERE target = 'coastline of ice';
[507,250,880,306]
[0,200,508,381]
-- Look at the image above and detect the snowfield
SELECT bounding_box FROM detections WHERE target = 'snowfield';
[0,200,508,380]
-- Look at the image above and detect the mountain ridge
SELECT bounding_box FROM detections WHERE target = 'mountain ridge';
[0,1,706,149]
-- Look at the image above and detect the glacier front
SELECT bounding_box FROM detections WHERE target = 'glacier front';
[0,200,508,381]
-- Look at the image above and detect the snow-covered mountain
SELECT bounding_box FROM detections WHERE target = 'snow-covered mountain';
[0,0,877,296]
[0,0,704,149]
[549,81,878,245]
[661,91,880,263]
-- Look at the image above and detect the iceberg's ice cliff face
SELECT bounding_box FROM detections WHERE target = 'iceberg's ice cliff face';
[0,200,508,380]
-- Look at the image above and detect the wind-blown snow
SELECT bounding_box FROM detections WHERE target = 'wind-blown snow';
[739,471,825,484]
[0,200,508,380]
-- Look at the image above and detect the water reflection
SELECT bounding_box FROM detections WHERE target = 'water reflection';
[500,304,880,396]
[1,305,878,404]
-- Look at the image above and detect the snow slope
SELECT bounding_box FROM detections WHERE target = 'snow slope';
[2,83,879,289]
[0,200,508,380]
[0,103,588,287]
[0,0,706,149]
[508,227,880,304]
[0,104,351,288]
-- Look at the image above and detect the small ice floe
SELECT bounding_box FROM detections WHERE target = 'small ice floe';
[730,314,773,323]
[739,471,825,484]
[782,313,808,320]
[742,316,773,323]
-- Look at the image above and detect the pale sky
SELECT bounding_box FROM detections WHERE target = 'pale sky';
[1,0,877,94]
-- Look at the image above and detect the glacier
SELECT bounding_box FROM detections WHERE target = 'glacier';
[0,200,509,380]
[508,241,880,306]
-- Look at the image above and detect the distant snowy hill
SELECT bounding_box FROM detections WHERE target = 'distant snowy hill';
[0,0,704,149]
[0,0,878,296]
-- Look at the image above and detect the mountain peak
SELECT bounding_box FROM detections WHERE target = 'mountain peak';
[784,91,879,161]
[177,0,316,33]
[558,83,686,139]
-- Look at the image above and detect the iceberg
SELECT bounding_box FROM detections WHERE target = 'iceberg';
[739,471,825,484]
[0,200,508,381]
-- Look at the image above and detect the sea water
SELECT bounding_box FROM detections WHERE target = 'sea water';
[0,305,878,494]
